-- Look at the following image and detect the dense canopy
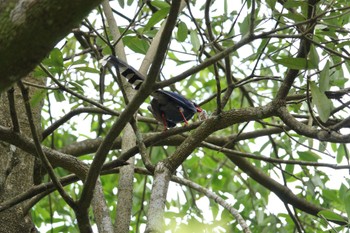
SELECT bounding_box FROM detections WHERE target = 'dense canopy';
[1,0,350,232]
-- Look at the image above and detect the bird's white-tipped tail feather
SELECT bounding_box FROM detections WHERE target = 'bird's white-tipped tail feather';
[101,55,145,90]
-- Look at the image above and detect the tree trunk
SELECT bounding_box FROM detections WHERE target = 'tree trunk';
[0,77,44,232]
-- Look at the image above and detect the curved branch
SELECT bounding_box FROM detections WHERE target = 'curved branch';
[164,102,278,172]
[274,0,318,100]
[278,106,350,143]
[224,151,347,225]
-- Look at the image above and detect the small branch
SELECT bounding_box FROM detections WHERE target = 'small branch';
[111,3,145,49]
[22,174,78,215]
[42,107,115,140]
[274,0,318,100]
[220,57,234,109]
[0,163,127,214]
[17,81,77,209]
[0,174,77,214]
[331,116,350,131]
[172,176,252,233]
[130,119,155,172]
[7,88,20,132]
[40,64,118,115]
[42,107,157,140]
[249,0,255,36]
[101,3,137,233]
[278,106,350,143]
[202,141,350,170]
[225,149,324,215]
[156,33,255,89]
[213,64,222,114]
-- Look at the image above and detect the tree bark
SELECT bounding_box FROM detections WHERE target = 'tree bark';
[0,0,103,92]
[100,2,137,232]
[0,76,44,232]
[145,162,172,233]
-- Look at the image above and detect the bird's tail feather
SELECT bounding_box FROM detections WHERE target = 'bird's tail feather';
[101,55,144,90]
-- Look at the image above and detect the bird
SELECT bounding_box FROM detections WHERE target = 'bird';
[101,55,207,129]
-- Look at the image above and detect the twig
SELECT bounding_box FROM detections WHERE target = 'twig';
[130,119,155,172]
[6,88,20,132]
[172,175,252,233]
[249,0,255,36]
[213,63,222,114]
[202,141,350,170]
[40,63,118,115]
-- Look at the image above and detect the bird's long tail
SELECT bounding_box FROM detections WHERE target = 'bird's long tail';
[101,55,144,90]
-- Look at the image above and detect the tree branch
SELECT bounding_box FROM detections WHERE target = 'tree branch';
[0,0,104,92]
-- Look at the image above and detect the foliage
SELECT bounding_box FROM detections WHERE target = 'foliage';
[3,0,350,232]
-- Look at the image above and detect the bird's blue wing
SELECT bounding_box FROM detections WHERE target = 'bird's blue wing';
[157,90,197,112]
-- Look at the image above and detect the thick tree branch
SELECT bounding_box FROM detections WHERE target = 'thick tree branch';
[278,106,350,143]
[0,0,104,92]
[101,2,136,232]
[79,0,182,213]
[224,152,347,225]
[164,102,278,172]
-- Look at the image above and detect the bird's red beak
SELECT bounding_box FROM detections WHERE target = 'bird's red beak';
[196,106,203,112]
[196,106,208,121]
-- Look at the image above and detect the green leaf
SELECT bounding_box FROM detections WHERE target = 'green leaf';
[344,190,350,221]
[143,7,169,32]
[275,58,317,69]
[177,21,188,42]
[266,0,276,9]
[69,81,85,93]
[50,48,63,67]
[123,36,149,54]
[190,30,201,51]
[337,144,346,163]
[151,0,170,9]
[323,189,338,202]
[44,48,64,75]
[118,0,124,8]
[330,68,347,88]
[53,90,66,102]
[285,164,295,181]
[281,13,305,22]
[75,66,100,74]
[297,151,321,162]
[70,59,87,66]
[311,174,325,189]
[340,184,349,201]
[319,61,330,92]
[239,13,251,37]
[283,0,308,8]
[33,66,47,78]
[318,210,346,223]
[275,57,317,70]
[310,82,333,122]
[309,45,319,68]
[30,89,48,107]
